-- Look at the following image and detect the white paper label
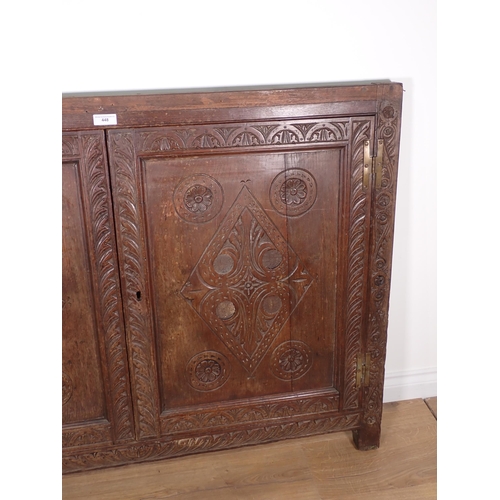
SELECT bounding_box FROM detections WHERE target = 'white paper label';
[93,114,117,126]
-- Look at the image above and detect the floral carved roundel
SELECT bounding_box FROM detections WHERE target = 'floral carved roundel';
[270,340,313,381]
[186,350,231,391]
[270,168,317,216]
[174,174,224,223]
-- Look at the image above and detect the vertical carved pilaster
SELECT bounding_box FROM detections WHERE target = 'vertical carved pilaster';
[343,119,374,410]
[354,84,403,449]
[107,130,161,440]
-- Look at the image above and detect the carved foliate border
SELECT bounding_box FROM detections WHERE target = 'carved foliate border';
[62,132,135,445]
[107,131,162,439]
[361,92,403,437]
[63,412,359,473]
[79,132,135,442]
[63,422,112,448]
[62,134,80,157]
[161,390,339,435]
[341,119,374,409]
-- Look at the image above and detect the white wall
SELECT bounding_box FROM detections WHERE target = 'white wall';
[61,0,437,402]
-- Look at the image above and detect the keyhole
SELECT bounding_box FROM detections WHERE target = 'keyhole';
[136,291,142,301]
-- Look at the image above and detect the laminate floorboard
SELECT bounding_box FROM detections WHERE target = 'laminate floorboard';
[62,398,437,499]
[424,397,437,419]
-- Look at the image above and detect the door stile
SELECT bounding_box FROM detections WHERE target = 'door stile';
[354,84,403,449]
[106,129,162,440]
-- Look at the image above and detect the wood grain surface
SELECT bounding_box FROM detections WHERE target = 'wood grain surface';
[63,398,436,499]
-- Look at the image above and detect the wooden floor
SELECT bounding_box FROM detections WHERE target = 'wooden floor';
[63,398,437,499]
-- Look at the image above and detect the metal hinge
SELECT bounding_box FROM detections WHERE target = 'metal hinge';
[356,352,371,388]
[363,139,384,189]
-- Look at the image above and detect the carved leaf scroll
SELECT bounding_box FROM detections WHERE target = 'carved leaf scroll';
[343,120,373,410]
[161,390,338,434]
[107,131,161,439]
[63,412,359,473]
[80,132,135,442]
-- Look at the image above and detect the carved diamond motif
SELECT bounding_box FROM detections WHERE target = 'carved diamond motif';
[181,187,313,374]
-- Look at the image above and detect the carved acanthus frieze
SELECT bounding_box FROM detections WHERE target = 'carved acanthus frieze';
[64,411,357,473]
[63,423,112,448]
[161,390,339,435]
[137,119,350,153]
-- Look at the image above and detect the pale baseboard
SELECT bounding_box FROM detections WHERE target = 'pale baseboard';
[383,367,437,403]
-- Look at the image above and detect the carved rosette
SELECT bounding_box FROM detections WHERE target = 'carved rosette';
[270,168,317,217]
[173,174,224,223]
[186,351,231,391]
[270,341,313,380]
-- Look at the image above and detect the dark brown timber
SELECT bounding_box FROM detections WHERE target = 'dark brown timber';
[62,82,403,473]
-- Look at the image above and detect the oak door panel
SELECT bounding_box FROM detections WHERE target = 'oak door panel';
[107,116,375,440]
[62,160,107,424]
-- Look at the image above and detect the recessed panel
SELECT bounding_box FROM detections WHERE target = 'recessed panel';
[142,149,341,411]
[62,161,107,424]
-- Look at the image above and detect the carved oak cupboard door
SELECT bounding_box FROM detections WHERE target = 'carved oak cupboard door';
[107,113,376,441]
[62,82,403,473]
[62,131,135,450]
